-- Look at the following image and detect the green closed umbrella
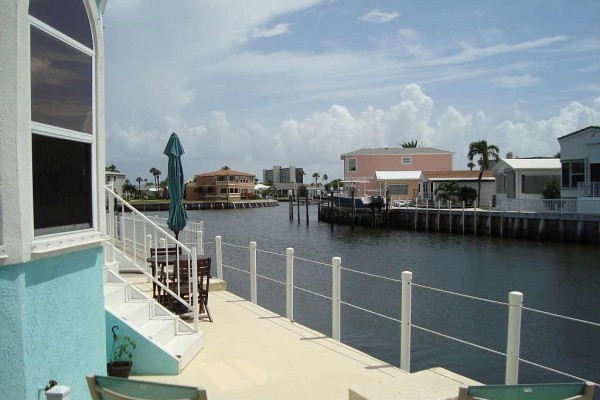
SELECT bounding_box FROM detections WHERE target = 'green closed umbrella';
[163,132,187,240]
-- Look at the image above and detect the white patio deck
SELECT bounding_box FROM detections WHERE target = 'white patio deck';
[120,272,479,400]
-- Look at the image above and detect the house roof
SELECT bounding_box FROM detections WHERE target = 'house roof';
[341,147,453,158]
[422,170,494,181]
[493,158,561,172]
[196,169,255,177]
[557,126,600,141]
[375,171,422,180]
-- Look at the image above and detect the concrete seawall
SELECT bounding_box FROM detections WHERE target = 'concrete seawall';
[318,206,600,244]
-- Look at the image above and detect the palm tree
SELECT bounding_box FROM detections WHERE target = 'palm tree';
[105,164,120,172]
[401,140,421,148]
[467,140,500,207]
[467,162,475,171]
[135,177,142,191]
[322,174,328,186]
[221,166,230,170]
[150,167,161,197]
[312,172,320,187]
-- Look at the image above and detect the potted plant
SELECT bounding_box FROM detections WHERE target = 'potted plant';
[107,325,136,378]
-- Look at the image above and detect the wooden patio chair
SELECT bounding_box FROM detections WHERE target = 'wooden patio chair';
[458,382,595,400]
[86,375,208,400]
[167,258,212,322]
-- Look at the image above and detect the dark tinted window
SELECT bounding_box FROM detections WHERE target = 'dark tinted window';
[29,0,93,48]
[33,135,92,235]
[31,26,93,134]
[561,163,570,188]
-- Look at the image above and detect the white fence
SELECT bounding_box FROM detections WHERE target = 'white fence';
[496,198,600,214]
[207,236,599,387]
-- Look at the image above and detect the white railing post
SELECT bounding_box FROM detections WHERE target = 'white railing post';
[250,241,257,304]
[215,236,223,280]
[107,191,115,262]
[191,247,199,332]
[488,201,492,236]
[448,201,452,233]
[506,291,523,384]
[196,230,204,256]
[286,247,294,321]
[332,256,341,341]
[462,201,465,234]
[401,271,412,373]
[145,234,152,282]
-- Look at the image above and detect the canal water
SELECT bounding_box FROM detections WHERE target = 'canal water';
[152,204,600,386]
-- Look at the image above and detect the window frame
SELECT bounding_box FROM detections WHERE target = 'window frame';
[29,7,98,240]
[402,156,412,165]
[347,158,357,172]
[561,160,586,189]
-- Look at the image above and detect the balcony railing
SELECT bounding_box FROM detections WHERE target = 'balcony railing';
[577,182,600,197]
[498,198,600,214]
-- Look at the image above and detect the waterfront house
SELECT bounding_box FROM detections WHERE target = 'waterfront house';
[420,170,495,207]
[374,171,422,204]
[492,158,561,208]
[0,0,109,398]
[557,126,600,199]
[341,147,454,194]
[186,169,256,201]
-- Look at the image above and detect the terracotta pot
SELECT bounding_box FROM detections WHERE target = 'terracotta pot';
[107,361,133,378]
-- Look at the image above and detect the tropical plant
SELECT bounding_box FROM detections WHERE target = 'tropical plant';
[322,174,328,186]
[312,172,320,186]
[109,326,136,364]
[435,181,460,203]
[401,140,421,148]
[467,162,475,171]
[458,185,478,205]
[542,179,561,199]
[467,140,500,207]
[221,165,230,170]
[105,164,120,172]
[297,184,308,197]
[149,167,161,191]
[135,176,143,191]
[330,179,342,190]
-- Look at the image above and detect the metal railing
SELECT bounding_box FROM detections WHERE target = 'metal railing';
[208,236,599,388]
[105,185,202,332]
[496,198,600,214]
[578,182,600,197]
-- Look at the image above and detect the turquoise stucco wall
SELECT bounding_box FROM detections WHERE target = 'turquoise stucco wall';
[0,246,106,399]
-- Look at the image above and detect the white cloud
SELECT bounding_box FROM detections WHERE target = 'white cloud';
[359,9,400,23]
[250,23,291,39]
[579,63,600,73]
[491,74,541,88]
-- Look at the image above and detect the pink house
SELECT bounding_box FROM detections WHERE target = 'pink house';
[340,147,454,193]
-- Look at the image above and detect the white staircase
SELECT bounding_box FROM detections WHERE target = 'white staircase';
[104,268,204,374]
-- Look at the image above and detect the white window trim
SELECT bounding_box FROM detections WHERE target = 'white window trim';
[402,156,412,165]
[31,230,105,254]
[29,9,98,241]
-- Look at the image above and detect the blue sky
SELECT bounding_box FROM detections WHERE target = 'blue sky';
[103,0,600,183]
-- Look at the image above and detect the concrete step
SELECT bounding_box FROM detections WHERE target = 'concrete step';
[112,301,152,327]
[138,317,177,345]
[104,283,128,309]
[165,331,204,371]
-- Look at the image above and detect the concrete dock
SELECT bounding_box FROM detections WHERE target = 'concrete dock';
[124,274,479,400]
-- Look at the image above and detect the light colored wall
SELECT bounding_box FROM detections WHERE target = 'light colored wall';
[0,247,106,399]
[376,180,420,200]
[345,153,453,191]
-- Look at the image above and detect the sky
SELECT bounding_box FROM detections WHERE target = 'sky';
[103,0,600,184]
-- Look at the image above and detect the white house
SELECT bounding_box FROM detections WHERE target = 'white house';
[557,126,600,198]
[492,158,561,208]
[106,171,126,196]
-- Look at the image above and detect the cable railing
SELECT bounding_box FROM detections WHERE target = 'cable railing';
[208,235,599,388]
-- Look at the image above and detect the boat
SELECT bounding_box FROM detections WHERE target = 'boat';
[330,179,385,211]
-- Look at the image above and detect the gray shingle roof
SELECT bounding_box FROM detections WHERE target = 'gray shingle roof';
[340,147,453,158]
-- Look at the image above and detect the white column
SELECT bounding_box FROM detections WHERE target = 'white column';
[332,256,341,341]
[286,247,294,321]
[192,247,199,332]
[401,271,412,373]
[506,291,523,384]
[216,236,223,279]
[250,241,257,304]
[196,230,204,256]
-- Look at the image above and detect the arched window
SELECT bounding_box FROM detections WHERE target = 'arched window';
[29,0,96,236]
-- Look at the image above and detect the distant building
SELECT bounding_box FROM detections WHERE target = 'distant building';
[492,158,561,205]
[340,147,454,194]
[105,171,126,196]
[186,169,255,201]
[420,170,495,207]
[557,126,600,198]
[263,165,304,195]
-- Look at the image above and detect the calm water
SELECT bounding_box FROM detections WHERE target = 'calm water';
[153,204,600,386]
